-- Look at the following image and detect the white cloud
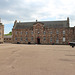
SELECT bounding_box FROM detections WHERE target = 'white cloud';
[0,0,75,27]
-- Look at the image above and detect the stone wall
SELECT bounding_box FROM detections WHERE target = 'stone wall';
[12,22,75,44]
[4,35,12,43]
[0,24,4,43]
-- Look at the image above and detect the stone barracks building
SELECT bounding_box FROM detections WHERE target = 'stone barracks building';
[12,17,75,44]
[0,22,4,43]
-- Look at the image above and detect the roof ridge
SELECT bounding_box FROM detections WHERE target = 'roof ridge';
[17,20,67,23]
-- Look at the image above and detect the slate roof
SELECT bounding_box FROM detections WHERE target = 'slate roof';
[14,20,69,29]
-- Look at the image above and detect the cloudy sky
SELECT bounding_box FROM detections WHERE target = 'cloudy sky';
[0,0,75,34]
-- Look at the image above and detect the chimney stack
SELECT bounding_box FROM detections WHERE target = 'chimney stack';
[67,17,69,27]
[36,20,37,22]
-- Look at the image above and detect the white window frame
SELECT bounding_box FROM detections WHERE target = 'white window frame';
[50,31,52,34]
[15,37,17,41]
[31,37,33,41]
[44,31,46,35]
[56,38,59,43]
[15,31,17,35]
[26,37,28,41]
[63,30,65,34]
[20,37,22,41]
[63,37,65,42]
[26,31,28,35]
[20,31,22,35]
[31,31,33,35]
[43,36,46,41]
[56,30,59,34]
[50,37,52,42]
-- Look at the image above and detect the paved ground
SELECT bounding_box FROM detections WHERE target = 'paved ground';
[0,44,75,75]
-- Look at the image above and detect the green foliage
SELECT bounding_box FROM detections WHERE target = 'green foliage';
[4,32,12,36]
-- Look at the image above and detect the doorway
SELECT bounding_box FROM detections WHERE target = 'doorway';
[37,37,40,44]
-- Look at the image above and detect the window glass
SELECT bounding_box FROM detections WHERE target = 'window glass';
[26,37,28,41]
[56,38,59,43]
[43,31,46,35]
[50,37,52,42]
[15,37,17,41]
[50,31,52,34]
[31,31,33,35]
[26,31,28,35]
[43,36,46,41]
[63,37,65,42]
[63,30,65,34]
[20,37,22,41]
[20,31,22,35]
[31,37,33,41]
[56,30,59,34]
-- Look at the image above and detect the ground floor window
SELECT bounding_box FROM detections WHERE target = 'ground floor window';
[20,37,22,41]
[31,37,33,41]
[15,37,17,41]
[26,37,28,41]
[43,36,46,41]
[56,38,59,43]
[63,37,65,42]
[50,37,52,42]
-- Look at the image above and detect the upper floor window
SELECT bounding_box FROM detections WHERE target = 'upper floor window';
[63,30,65,34]
[50,31,52,34]
[26,31,28,35]
[31,31,33,35]
[38,31,40,34]
[50,37,52,42]
[56,30,59,34]
[43,31,46,35]
[15,37,17,41]
[20,37,22,41]
[20,31,22,35]
[15,31,17,35]
[26,37,28,41]
[31,37,33,41]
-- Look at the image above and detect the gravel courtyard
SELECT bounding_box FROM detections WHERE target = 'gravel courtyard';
[0,44,75,75]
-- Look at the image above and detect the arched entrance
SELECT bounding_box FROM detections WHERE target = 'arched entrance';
[37,37,40,44]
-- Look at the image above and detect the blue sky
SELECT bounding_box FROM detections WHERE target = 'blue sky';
[4,24,13,34]
[0,0,75,34]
